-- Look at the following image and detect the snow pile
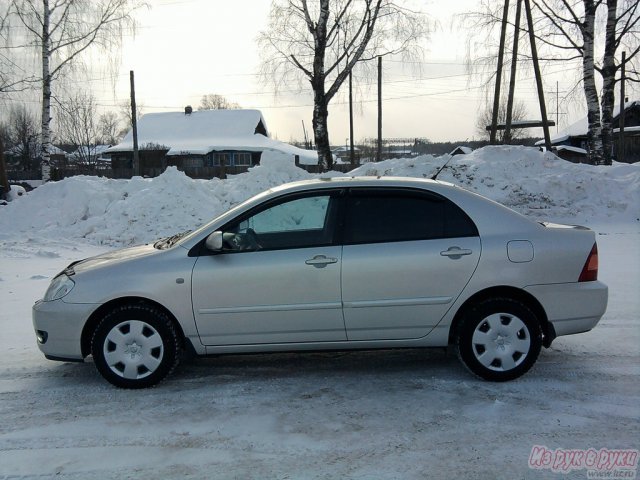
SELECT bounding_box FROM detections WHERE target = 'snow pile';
[351,146,640,224]
[6,185,27,201]
[1,146,638,247]
[0,154,313,246]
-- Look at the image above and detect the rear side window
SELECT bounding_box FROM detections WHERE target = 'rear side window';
[344,189,477,244]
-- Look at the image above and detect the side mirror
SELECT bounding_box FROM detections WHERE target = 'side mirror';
[205,231,223,251]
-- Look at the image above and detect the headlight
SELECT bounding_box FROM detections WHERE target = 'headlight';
[43,274,75,301]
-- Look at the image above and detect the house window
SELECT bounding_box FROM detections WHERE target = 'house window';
[234,152,252,166]
[212,153,229,166]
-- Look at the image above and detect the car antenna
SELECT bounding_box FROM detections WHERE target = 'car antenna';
[431,155,453,180]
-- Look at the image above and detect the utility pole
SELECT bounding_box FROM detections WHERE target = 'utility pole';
[0,137,10,200]
[505,0,522,144]
[302,120,309,149]
[490,0,510,144]
[619,51,626,163]
[130,70,140,177]
[556,80,560,133]
[349,69,355,166]
[377,56,382,162]
[523,0,551,150]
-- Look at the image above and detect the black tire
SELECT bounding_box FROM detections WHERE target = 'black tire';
[91,304,182,388]
[456,298,542,381]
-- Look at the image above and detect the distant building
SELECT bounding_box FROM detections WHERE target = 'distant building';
[536,100,640,163]
[332,145,361,164]
[4,144,67,173]
[106,109,318,178]
[68,145,112,165]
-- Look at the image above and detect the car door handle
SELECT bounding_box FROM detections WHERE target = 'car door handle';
[305,255,338,268]
[440,247,473,259]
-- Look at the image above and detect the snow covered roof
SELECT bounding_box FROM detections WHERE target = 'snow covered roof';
[105,109,318,164]
[106,109,267,155]
[536,100,639,146]
[450,146,473,155]
[555,145,587,155]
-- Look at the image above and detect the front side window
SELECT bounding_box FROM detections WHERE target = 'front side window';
[344,189,477,244]
[222,193,337,251]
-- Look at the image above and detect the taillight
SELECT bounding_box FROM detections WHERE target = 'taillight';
[578,243,598,282]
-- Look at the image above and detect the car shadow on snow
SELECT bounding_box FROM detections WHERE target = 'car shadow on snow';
[176,348,471,384]
[22,344,615,394]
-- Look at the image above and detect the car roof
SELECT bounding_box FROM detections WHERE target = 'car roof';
[268,176,455,194]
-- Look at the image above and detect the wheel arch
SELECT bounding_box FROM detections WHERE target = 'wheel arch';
[448,286,555,348]
[81,297,187,358]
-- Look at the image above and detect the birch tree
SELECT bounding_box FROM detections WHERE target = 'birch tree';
[532,0,639,164]
[3,0,143,180]
[467,0,639,165]
[258,0,427,170]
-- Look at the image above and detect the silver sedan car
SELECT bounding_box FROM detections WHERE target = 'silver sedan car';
[33,177,608,388]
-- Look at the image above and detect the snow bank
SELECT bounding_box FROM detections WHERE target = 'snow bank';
[351,146,640,225]
[1,146,638,247]
[0,155,313,246]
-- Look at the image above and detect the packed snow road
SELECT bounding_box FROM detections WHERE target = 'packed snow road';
[0,227,637,479]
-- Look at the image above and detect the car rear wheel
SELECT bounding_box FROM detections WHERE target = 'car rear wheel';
[456,298,542,381]
[91,304,181,388]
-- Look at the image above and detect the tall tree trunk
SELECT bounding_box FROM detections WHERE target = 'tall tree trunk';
[311,0,332,171]
[41,0,52,182]
[582,0,604,165]
[600,0,618,166]
[312,89,332,171]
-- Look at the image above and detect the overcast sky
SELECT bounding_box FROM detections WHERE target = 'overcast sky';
[86,0,603,144]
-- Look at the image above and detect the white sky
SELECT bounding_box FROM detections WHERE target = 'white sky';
[85,0,614,144]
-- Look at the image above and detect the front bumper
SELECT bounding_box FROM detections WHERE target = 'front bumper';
[525,281,608,337]
[32,299,99,361]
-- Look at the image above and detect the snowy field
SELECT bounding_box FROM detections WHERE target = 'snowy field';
[0,146,638,479]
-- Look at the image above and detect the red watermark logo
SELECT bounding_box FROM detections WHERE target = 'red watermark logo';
[529,446,638,478]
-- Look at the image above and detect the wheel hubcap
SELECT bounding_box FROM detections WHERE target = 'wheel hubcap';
[471,313,530,372]
[103,320,164,380]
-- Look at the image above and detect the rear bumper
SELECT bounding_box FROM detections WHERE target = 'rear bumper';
[32,299,98,361]
[524,281,608,337]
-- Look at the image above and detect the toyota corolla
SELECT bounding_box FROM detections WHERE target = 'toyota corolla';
[33,177,608,388]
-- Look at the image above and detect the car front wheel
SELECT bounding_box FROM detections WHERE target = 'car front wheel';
[456,298,542,381]
[91,304,181,388]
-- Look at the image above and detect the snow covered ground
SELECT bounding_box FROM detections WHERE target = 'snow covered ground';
[0,146,638,479]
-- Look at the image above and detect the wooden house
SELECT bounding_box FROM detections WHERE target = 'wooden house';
[536,100,640,163]
[106,108,317,178]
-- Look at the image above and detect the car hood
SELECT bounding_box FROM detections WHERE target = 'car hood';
[64,244,158,276]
